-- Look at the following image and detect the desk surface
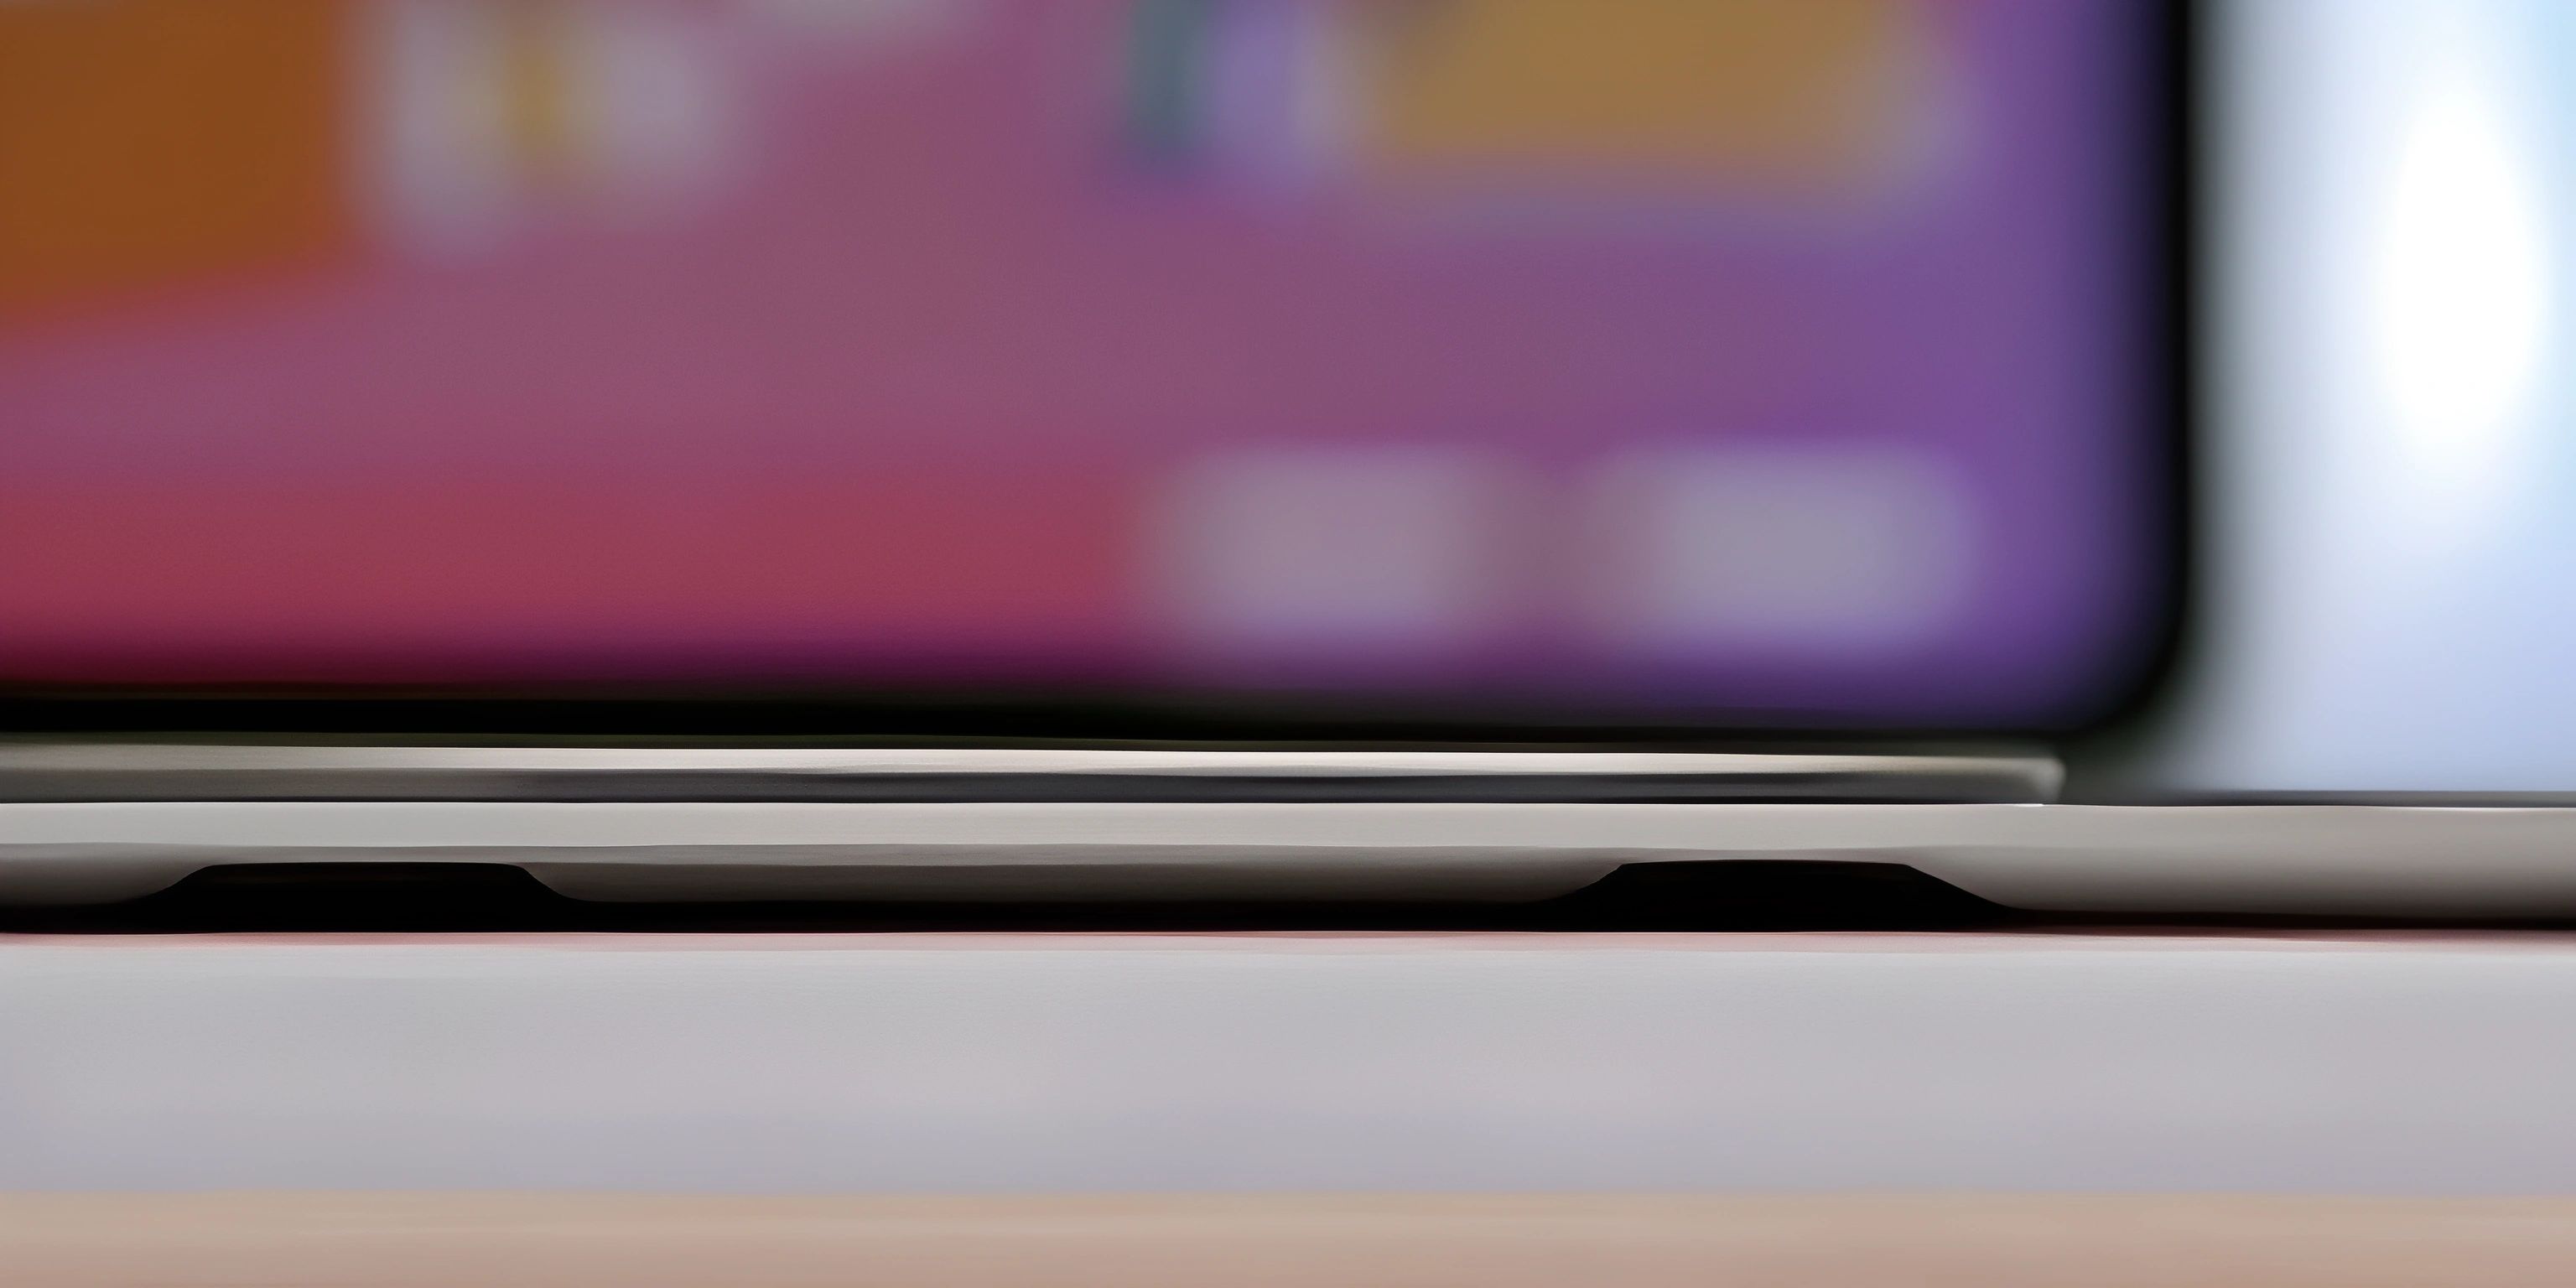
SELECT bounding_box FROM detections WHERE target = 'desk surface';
[9,1193,2576,1286]
[8,931,2576,1193]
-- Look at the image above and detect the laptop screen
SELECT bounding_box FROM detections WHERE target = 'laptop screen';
[0,1,2175,730]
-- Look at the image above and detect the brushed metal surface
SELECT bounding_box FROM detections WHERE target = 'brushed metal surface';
[0,745,2061,804]
[4,799,2576,914]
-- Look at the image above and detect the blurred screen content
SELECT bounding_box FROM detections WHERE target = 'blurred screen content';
[0,0,2161,723]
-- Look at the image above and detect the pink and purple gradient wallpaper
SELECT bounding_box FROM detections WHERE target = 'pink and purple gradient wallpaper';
[0,0,2166,725]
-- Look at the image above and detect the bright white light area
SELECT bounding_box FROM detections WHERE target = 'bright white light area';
[2370,55,2550,515]
[2137,0,2576,793]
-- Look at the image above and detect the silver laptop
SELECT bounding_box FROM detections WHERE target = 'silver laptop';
[2,0,2563,921]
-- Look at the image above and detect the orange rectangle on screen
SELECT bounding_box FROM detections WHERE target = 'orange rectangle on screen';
[1355,0,1926,190]
[0,0,351,320]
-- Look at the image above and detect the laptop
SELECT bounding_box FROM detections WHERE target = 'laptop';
[3,0,2552,920]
